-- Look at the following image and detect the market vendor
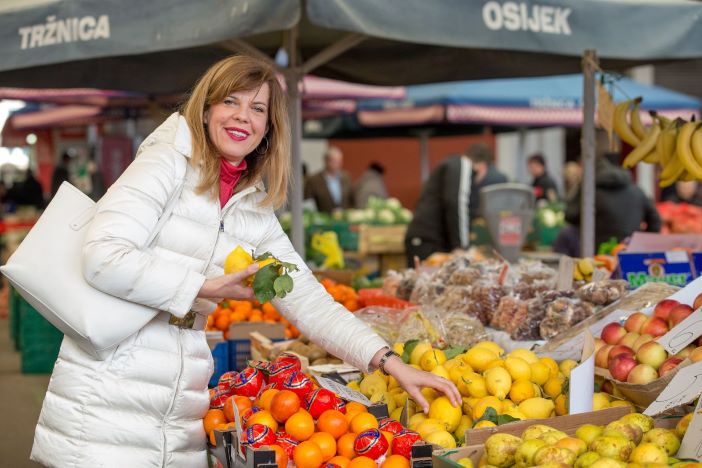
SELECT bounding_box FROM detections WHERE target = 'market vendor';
[30,55,460,468]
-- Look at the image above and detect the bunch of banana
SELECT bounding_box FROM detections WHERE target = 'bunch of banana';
[613,98,702,187]
[573,257,595,282]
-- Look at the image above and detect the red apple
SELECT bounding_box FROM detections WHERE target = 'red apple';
[609,354,637,382]
[632,334,654,352]
[675,345,696,359]
[669,304,694,328]
[609,345,635,362]
[601,380,615,395]
[694,293,702,311]
[624,312,649,333]
[641,317,669,337]
[618,332,640,349]
[594,338,606,353]
[601,322,627,345]
[659,357,684,377]
[596,344,614,369]
[636,341,669,370]
[690,346,702,363]
[627,363,659,384]
[653,299,680,321]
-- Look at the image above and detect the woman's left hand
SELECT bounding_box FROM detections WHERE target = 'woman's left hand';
[382,355,462,414]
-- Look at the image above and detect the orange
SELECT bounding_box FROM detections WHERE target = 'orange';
[208,422,230,446]
[223,395,252,423]
[270,390,301,423]
[381,454,410,468]
[329,455,352,468]
[348,456,377,468]
[293,440,324,468]
[285,409,315,441]
[265,444,288,468]
[345,402,368,414]
[317,409,349,439]
[381,431,394,455]
[215,315,229,331]
[246,410,278,433]
[203,409,227,435]
[350,412,378,434]
[310,432,337,461]
[337,432,358,459]
[257,388,280,411]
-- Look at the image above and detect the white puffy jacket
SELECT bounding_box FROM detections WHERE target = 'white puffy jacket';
[31,113,388,468]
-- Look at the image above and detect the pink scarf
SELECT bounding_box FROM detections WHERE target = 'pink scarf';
[219,159,247,208]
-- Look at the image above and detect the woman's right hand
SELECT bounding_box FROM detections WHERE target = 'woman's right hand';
[197,264,259,302]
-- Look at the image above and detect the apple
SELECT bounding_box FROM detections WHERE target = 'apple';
[608,345,635,362]
[659,357,684,377]
[596,345,614,369]
[653,299,680,321]
[627,363,659,384]
[618,332,640,349]
[632,334,654,352]
[690,346,702,363]
[601,380,615,395]
[694,292,702,310]
[675,345,696,359]
[640,317,669,337]
[669,304,694,328]
[609,354,638,382]
[594,338,606,353]
[636,341,669,370]
[601,322,627,345]
[624,312,649,333]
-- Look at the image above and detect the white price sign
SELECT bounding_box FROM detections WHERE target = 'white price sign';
[644,360,702,416]
[316,376,372,406]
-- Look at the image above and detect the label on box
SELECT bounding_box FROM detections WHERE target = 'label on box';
[316,376,372,406]
[694,253,702,278]
[656,308,702,355]
[666,251,691,264]
[618,252,693,288]
[568,330,595,414]
[644,360,702,416]
[678,395,702,459]
[498,215,522,246]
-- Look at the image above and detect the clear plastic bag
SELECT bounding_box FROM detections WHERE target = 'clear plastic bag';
[422,306,488,349]
[539,297,595,340]
[577,279,629,305]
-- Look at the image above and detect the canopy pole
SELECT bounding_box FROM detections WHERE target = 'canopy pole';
[580,50,598,258]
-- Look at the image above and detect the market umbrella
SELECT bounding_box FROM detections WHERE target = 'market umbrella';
[2,0,702,256]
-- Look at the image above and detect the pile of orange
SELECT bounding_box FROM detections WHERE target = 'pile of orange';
[320,278,360,312]
[205,300,300,339]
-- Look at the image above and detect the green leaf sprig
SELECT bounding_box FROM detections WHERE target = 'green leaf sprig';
[251,252,299,303]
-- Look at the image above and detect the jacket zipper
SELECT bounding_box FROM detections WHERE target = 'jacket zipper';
[162,329,184,467]
[205,187,257,267]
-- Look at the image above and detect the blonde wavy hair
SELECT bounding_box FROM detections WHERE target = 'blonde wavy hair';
[181,55,290,208]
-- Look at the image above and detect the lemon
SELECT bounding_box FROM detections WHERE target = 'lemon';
[472,396,503,420]
[518,397,556,419]
[347,380,361,391]
[408,413,427,431]
[486,359,506,369]
[555,393,569,416]
[508,348,539,364]
[464,347,499,372]
[420,387,438,403]
[543,376,565,399]
[428,396,463,432]
[444,358,470,372]
[390,407,403,421]
[461,397,477,415]
[539,357,560,377]
[474,420,496,428]
[559,359,579,378]
[484,367,512,399]
[454,415,473,442]
[420,349,447,371]
[503,408,527,420]
[609,400,634,410]
[223,245,254,274]
[457,457,474,468]
[416,418,446,438]
[509,379,536,404]
[505,357,532,381]
[392,342,404,355]
[449,366,472,385]
[592,392,611,411]
[410,342,433,366]
[424,429,457,449]
[431,365,451,380]
[458,372,488,398]
[388,374,400,390]
[530,361,551,385]
[501,399,517,412]
[473,341,505,357]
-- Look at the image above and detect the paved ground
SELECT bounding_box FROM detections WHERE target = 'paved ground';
[0,315,50,467]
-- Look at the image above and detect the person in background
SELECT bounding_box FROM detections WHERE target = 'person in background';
[303,146,353,213]
[353,161,388,208]
[467,143,508,219]
[527,153,559,203]
[50,152,72,198]
[563,160,582,201]
[661,180,702,206]
[6,168,45,209]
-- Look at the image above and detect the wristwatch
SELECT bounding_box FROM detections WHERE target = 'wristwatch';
[378,348,400,376]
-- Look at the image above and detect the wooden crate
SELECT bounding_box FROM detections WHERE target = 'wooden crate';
[358,224,407,255]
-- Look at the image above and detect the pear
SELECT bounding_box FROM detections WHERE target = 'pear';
[522,424,558,440]
[618,413,654,434]
[576,425,604,445]
[485,433,522,468]
[590,436,636,461]
[575,451,601,468]
[604,421,643,444]
[533,446,577,466]
[538,430,568,445]
[588,457,627,468]
[642,428,681,456]
[514,439,547,466]
[629,443,668,465]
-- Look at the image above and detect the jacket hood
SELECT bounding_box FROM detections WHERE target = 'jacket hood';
[596,158,631,189]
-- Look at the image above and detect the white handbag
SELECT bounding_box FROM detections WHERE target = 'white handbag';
[1,178,185,360]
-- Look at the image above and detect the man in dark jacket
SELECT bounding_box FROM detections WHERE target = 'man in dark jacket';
[560,157,661,251]
[527,153,559,202]
[304,146,353,213]
[404,143,507,264]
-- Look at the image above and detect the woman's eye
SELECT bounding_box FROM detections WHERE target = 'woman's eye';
[254,107,266,113]
[223,98,235,105]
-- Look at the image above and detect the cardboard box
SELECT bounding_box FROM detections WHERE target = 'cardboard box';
[312,269,355,285]
[228,322,285,371]
[358,224,407,255]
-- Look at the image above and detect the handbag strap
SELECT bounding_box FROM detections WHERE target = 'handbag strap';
[144,154,188,247]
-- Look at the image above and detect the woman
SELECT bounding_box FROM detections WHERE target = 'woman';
[31,55,460,468]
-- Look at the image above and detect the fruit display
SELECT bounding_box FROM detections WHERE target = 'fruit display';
[475,411,690,468]
[205,352,416,468]
[223,246,298,303]
[657,201,702,234]
[613,97,702,187]
[206,299,301,340]
[572,257,617,283]
[320,277,361,312]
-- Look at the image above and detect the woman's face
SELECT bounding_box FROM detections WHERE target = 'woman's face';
[205,83,270,165]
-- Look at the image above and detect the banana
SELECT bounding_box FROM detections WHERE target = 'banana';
[650,110,671,128]
[613,99,642,147]
[691,126,702,173]
[656,119,675,168]
[623,123,661,168]
[682,171,696,182]
[659,121,684,183]
[630,102,648,140]
[675,121,702,180]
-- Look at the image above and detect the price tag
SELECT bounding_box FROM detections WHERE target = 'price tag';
[557,256,574,291]
[568,330,595,414]
[666,251,691,264]
[656,307,702,355]
[316,376,372,406]
[498,215,522,246]
[678,397,702,459]
[644,360,702,416]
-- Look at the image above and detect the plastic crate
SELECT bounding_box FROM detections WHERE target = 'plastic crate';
[307,221,359,251]
[208,340,230,387]
[9,287,22,350]
[19,299,63,374]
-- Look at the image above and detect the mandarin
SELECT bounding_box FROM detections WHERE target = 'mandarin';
[337,432,358,459]
[257,388,280,412]
[329,455,352,468]
[285,409,315,441]
[317,409,349,439]
[293,440,324,468]
[270,390,301,423]
[223,395,252,423]
[350,412,378,434]
[348,456,377,468]
[203,409,227,435]
[345,402,368,414]
[310,431,337,461]
[246,410,278,433]
[381,454,409,468]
